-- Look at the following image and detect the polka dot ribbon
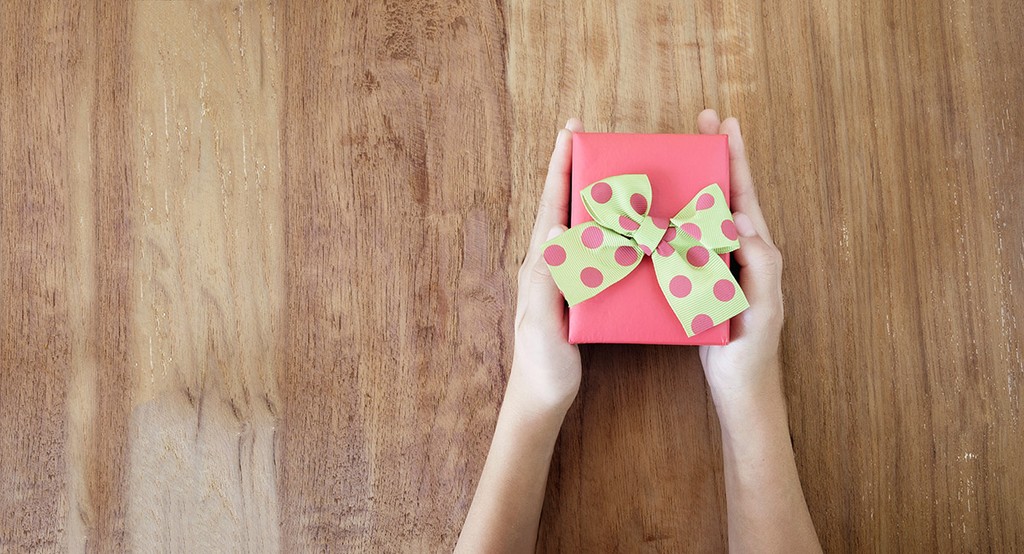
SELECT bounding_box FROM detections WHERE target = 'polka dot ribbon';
[543,174,749,337]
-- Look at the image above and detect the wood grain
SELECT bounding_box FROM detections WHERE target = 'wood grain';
[66,2,134,549]
[277,1,511,550]
[1,2,76,549]
[1,0,1022,551]
[118,3,284,551]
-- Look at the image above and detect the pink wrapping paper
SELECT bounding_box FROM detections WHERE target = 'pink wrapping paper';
[568,132,732,345]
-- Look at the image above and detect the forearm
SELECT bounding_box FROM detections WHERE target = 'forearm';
[711,365,821,553]
[456,373,567,553]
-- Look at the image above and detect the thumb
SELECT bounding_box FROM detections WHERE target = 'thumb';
[731,213,784,318]
[523,225,569,326]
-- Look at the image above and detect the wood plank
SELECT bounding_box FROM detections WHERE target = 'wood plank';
[0,2,77,549]
[277,2,512,550]
[64,1,135,549]
[113,2,284,551]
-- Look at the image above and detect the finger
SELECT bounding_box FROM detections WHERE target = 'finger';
[697,109,721,134]
[529,124,576,253]
[719,117,773,244]
[732,213,783,321]
[520,226,570,330]
[566,117,585,133]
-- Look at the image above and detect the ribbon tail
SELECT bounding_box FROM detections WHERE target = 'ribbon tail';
[651,248,749,336]
[542,222,642,306]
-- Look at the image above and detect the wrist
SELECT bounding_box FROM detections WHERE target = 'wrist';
[707,360,787,434]
[506,353,580,416]
[503,367,574,431]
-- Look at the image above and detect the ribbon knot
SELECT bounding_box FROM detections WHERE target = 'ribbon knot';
[631,215,669,256]
[543,174,749,337]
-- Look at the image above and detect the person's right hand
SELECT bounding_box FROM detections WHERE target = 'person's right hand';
[695,110,786,404]
[693,111,821,553]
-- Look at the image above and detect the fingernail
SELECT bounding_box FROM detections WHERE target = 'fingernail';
[546,225,565,240]
[734,213,756,237]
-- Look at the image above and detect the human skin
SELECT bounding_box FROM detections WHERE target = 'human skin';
[456,113,820,553]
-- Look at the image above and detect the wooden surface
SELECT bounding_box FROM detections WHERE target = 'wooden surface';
[1,0,1021,551]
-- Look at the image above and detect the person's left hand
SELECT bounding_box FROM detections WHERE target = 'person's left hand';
[508,119,586,420]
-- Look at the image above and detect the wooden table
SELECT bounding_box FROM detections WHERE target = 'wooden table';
[2,1,1021,551]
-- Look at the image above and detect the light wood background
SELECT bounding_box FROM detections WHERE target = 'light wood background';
[1,1,1021,551]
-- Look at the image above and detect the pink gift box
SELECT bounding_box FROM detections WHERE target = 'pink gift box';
[568,132,732,345]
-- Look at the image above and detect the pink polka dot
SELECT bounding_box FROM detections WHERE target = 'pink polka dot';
[619,215,640,231]
[656,240,674,256]
[696,193,715,210]
[713,279,736,301]
[686,245,710,267]
[691,314,714,334]
[614,246,638,266]
[581,226,604,249]
[669,275,692,298]
[630,193,648,215]
[680,223,702,241]
[591,182,612,203]
[544,245,566,266]
[651,217,669,230]
[721,219,738,240]
[580,267,604,288]
[663,227,677,242]
[640,245,653,257]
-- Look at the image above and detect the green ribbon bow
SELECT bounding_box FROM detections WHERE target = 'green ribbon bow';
[542,174,749,337]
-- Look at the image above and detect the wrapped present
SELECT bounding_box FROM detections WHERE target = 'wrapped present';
[543,133,748,345]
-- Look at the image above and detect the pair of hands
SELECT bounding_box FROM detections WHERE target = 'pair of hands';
[508,111,784,420]
[459,113,819,554]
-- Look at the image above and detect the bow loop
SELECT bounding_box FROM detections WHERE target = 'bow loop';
[545,175,748,337]
[580,175,654,237]
[668,184,739,254]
